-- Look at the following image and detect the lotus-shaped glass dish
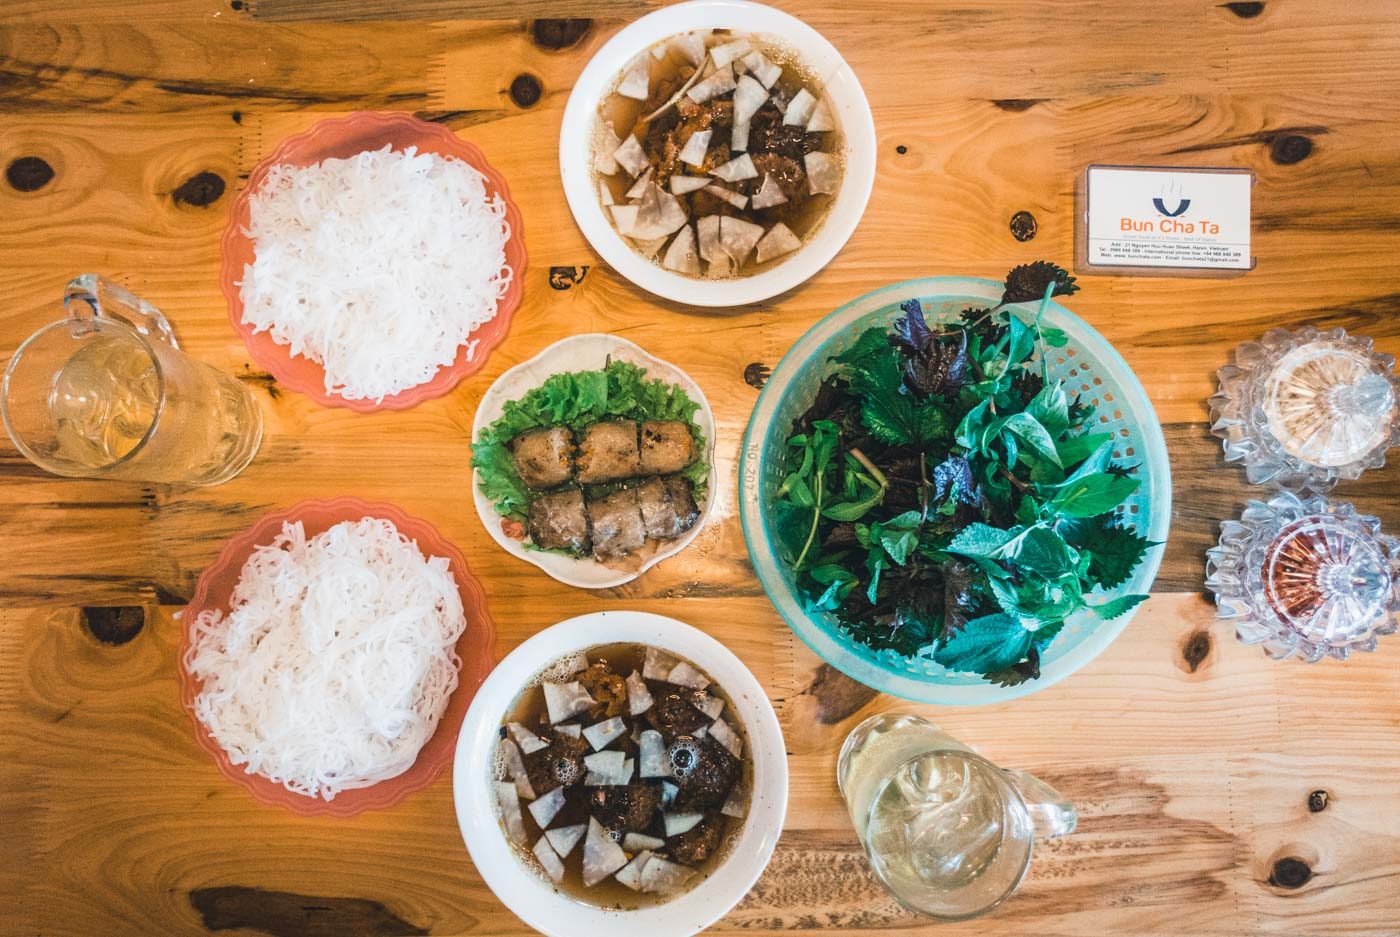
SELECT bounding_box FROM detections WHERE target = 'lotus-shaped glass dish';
[1206,490,1400,662]
[1209,327,1400,491]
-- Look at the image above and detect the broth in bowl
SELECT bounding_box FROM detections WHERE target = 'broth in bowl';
[493,643,751,909]
[593,29,845,279]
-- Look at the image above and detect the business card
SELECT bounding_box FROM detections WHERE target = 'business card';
[1082,165,1253,273]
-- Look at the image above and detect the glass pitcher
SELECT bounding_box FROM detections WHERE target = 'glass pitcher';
[2,275,262,485]
[837,713,1076,921]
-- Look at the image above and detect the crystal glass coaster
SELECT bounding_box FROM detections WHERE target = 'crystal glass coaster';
[1209,327,1399,491]
[1206,491,1400,662]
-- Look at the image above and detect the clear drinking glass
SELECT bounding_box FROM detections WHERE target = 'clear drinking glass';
[2,274,262,485]
[837,713,1076,920]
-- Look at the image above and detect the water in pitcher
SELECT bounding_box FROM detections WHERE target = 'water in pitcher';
[837,714,1040,920]
[862,752,1008,893]
[45,334,260,484]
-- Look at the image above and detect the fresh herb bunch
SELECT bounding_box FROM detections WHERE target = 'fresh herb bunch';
[773,262,1155,684]
[472,359,710,521]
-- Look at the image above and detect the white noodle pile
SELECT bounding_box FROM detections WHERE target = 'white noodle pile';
[186,517,467,800]
[239,145,512,402]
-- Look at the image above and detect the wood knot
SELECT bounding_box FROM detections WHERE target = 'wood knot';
[744,362,771,388]
[992,98,1047,112]
[82,606,145,646]
[510,74,543,109]
[1221,1,1265,17]
[1270,134,1312,165]
[531,18,592,51]
[1268,856,1312,889]
[1181,630,1212,672]
[230,0,244,9]
[1307,789,1329,812]
[6,156,54,192]
[548,265,588,290]
[1009,210,1038,242]
[803,663,878,725]
[190,886,427,937]
[173,171,226,207]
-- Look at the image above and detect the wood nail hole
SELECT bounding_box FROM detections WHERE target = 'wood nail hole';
[895,145,907,155]
[6,156,55,192]
[81,606,146,646]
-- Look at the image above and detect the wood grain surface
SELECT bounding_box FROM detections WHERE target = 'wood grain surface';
[3,2,1400,936]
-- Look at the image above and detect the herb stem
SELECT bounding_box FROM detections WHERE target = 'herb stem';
[997,466,1030,493]
[848,447,889,489]
[794,465,825,571]
[1033,281,1056,382]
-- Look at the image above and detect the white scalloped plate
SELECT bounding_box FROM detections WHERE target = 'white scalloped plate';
[470,333,717,589]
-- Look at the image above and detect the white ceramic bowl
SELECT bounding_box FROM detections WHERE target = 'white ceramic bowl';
[470,333,717,589]
[453,611,788,937]
[559,0,876,307]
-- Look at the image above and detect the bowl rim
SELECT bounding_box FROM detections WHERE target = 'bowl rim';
[558,0,876,308]
[219,110,528,412]
[739,275,1172,705]
[179,496,497,817]
[468,332,719,589]
[452,610,788,937]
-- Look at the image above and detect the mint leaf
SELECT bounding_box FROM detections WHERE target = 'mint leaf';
[934,613,1032,673]
[1008,526,1078,579]
[1026,382,1069,436]
[1055,431,1114,468]
[880,528,920,565]
[955,398,993,451]
[1089,593,1148,620]
[1001,412,1062,467]
[947,523,1016,558]
[1047,472,1140,517]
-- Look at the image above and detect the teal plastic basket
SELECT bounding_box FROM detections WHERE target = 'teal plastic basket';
[739,277,1171,704]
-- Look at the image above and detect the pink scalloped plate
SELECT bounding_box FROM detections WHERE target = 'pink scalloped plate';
[178,498,497,818]
[219,111,527,411]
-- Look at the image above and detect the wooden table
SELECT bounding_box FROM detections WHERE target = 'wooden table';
[4,1,1400,935]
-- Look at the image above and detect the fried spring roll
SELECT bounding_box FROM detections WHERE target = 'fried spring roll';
[639,420,696,476]
[577,421,642,484]
[510,426,575,490]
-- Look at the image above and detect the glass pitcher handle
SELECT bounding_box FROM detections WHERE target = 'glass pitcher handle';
[1004,768,1077,840]
[65,273,179,349]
